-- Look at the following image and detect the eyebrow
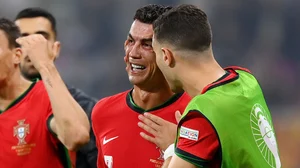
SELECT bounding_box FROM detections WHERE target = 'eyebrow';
[128,33,152,43]
[21,31,50,40]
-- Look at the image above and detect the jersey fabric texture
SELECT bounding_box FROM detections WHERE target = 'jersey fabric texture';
[176,66,281,168]
[92,90,191,168]
[0,81,72,168]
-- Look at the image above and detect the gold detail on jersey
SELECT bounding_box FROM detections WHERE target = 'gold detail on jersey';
[12,119,36,156]
[149,147,164,167]
[157,147,164,160]
[13,119,30,145]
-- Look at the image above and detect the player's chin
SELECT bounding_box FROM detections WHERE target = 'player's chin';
[128,78,141,85]
[128,76,146,86]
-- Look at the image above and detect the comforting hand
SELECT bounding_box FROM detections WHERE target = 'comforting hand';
[138,110,181,151]
[16,34,58,71]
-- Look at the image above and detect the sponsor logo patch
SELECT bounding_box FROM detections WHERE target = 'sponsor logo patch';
[179,126,199,141]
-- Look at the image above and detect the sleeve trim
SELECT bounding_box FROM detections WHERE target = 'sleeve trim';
[46,114,58,137]
[175,147,209,167]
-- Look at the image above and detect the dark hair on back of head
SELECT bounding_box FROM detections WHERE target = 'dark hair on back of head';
[134,4,172,24]
[0,18,21,48]
[15,7,57,37]
[153,4,212,52]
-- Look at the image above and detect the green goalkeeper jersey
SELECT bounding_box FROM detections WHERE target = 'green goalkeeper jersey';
[176,67,281,168]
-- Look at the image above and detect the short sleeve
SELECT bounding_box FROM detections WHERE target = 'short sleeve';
[175,111,220,167]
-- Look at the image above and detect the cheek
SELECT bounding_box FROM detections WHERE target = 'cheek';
[124,46,131,63]
[155,55,163,67]
[155,54,160,63]
[155,60,162,69]
[146,53,158,68]
[124,45,131,55]
[0,55,12,72]
[124,55,129,63]
[0,49,13,69]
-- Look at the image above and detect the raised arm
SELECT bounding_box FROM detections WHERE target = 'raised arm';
[17,34,90,151]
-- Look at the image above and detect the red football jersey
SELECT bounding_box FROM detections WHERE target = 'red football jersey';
[0,81,72,168]
[92,90,191,168]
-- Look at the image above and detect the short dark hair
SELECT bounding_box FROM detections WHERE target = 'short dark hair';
[133,4,172,24]
[153,4,212,52]
[15,7,57,37]
[0,18,21,49]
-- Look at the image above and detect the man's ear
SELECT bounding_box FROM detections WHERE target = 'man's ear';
[52,41,61,59]
[161,48,175,68]
[13,47,22,64]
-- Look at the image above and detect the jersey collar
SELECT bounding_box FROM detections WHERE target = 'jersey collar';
[201,68,239,94]
[126,90,184,114]
[0,81,36,113]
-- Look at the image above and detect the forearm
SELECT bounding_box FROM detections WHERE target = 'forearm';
[162,157,172,168]
[163,155,197,168]
[40,63,90,150]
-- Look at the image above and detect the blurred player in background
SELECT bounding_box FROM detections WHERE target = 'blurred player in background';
[92,4,191,168]
[138,4,281,168]
[14,8,98,168]
[0,18,89,168]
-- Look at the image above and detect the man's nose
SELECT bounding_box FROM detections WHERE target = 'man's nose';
[129,44,142,59]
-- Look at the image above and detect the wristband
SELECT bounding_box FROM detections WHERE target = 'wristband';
[163,143,175,160]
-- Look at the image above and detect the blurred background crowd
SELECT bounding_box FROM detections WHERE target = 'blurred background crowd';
[1,0,299,167]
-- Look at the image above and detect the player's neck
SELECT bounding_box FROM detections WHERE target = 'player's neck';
[0,71,32,109]
[132,84,174,110]
[180,59,225,98]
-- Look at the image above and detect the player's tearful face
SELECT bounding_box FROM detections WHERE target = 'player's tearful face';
[0,30,20,82]
[124,20,164,86]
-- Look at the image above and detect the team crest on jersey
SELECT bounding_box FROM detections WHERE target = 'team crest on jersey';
[157,146,164,160]
[250,103,281,168]
[179,126,199,141]
[13,119,30,145]
[149,146,164,167]
[11,119,35,156]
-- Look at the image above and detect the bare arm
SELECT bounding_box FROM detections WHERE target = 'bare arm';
[42,63,90,151]
[162,157,172,168]
[17,34,90,151]
[163,155,197,168]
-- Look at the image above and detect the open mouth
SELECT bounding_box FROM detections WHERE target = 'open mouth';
[131,63,146,71]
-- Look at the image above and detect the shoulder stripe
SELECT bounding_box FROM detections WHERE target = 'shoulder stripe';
[224,66,251,73]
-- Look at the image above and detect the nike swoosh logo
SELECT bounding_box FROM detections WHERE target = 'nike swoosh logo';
[103,136,119,145]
